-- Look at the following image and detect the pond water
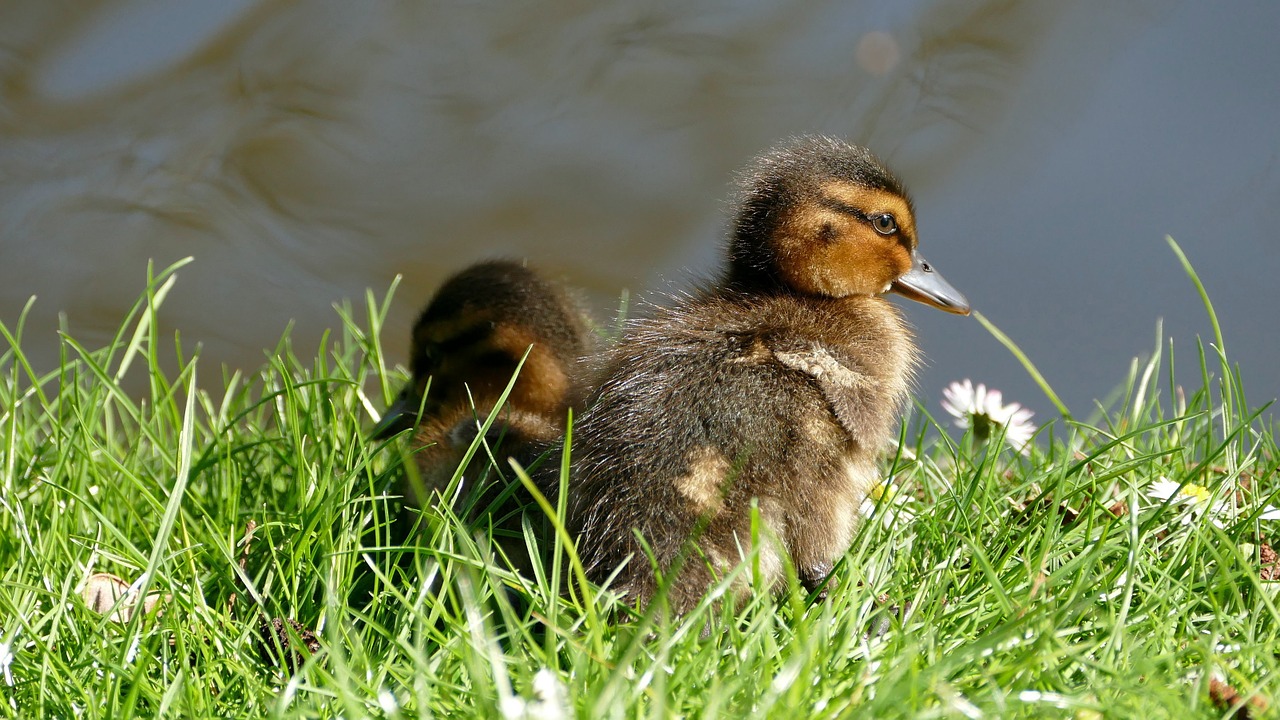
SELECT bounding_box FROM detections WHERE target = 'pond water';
[2,0,1276,427]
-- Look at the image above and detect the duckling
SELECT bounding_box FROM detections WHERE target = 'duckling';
[374,260,595,518]
[559,136,969,613]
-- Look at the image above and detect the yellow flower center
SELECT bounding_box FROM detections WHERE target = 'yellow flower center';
[869,483,896,502]
[1180,484,1211,503]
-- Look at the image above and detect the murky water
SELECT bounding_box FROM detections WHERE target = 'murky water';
[2,0,1277,421]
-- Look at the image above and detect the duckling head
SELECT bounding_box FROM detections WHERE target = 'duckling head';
[372,260,590,440]
[727,135,969,315]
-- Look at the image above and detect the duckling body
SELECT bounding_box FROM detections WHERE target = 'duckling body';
[376,260,594,512]
[562,137,969,612]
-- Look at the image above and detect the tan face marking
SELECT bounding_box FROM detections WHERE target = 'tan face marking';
[772,182,917,298]
[675,446,732,514]
[489,322,571,417]
[405,316,573,425]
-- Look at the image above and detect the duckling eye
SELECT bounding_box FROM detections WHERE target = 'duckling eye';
[872,214,898,235]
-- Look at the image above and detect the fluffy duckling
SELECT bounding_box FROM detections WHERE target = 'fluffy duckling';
[560,136,969,613]
[374,260,595,513]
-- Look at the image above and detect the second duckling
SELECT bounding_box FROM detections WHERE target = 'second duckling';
[375,260,595,518]
[560,136,970,613]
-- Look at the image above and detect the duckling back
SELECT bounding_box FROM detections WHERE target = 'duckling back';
[378,260,595,511]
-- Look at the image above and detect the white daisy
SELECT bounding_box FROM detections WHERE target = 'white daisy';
[503,669,572,720]
[528,668,571,720]
[941,380,1036,454]
[0,639,13,686]
[859,481,916,528]
[1146,477,1211,505]
[1144,477,1229,526]
[377,689,398,714]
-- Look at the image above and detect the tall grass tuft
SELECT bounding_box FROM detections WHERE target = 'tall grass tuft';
[1,247,1276,718]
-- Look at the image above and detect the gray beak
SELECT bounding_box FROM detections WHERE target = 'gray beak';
[890,252,971,315]
[370,389,422,439]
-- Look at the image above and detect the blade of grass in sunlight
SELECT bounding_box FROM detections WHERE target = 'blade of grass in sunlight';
[1167,235,1242,472]
[114,258,190,384]
[973,310,1072,419]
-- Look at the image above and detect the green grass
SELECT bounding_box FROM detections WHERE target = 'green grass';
[1,245,1277,719]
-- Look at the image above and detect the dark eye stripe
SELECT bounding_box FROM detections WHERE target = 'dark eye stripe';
[817,197,899,236]
[411,322,495,374]
[816,196,870,221]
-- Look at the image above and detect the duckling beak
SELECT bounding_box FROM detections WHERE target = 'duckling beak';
[890,253,971,315]
[370,390,421,439]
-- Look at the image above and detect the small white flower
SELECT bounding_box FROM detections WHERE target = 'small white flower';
[1145,477,1228,526]
[941,380,1036,453]
[0,640,14,686]
[859,481,915,528]
[1146,477,1207,505]
[1146,478,1280,526]
[500,696,528,719]
[528,668,571,720]
[502,669,572,720]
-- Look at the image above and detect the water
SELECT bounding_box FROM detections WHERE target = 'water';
[2,0,1276,426]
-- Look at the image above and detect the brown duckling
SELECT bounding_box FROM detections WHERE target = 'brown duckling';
[375,260,595,516]
[559,136,969,613]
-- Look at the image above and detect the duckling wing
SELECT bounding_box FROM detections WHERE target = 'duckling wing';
[773,345,870,391]
[771,343,893,449]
